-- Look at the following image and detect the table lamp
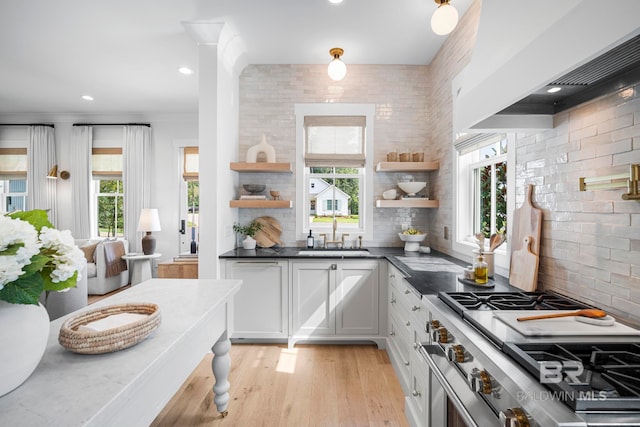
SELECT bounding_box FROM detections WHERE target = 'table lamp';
[137,209,161,255]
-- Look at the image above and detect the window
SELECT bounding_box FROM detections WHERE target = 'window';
[0,148,28,214]
[94,179,124,237]
[454,133,513,263]
[295,104,374,240]
[91,148,124,237]
[181,146,199,254]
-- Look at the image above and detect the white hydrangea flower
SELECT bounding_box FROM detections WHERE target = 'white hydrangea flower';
[40,227,86,284]
[0,215,41,288]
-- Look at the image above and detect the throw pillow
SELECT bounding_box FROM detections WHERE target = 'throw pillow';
[80,243,98,263]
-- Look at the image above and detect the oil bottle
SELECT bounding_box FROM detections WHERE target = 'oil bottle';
[474,254,488,284]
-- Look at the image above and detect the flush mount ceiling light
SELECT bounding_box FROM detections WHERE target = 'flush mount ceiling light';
[328,0,344,4]
[81,95,94,101]
[178,66,194,75]
[328,48,347,81]
[431,0,459,36]
[547,86,562,93]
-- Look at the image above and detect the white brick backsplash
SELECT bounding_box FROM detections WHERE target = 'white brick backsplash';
[515,81,640,322]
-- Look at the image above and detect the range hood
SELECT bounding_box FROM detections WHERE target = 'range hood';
[452,0,640,134]
[499,34,640,116]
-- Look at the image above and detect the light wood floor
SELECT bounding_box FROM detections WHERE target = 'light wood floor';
[151,344,409,427]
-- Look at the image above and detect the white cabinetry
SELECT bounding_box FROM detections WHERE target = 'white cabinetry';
[290,260,386,348]
[385,262,431,427]
[222,260,288,340]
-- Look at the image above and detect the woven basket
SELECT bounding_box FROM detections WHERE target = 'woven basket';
[58,303,161,354]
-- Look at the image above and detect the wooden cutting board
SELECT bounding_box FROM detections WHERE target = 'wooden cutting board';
[509,236,539,291]
[254,216,283,248]
[510,184,542,256]
[510,184,542,291]
[493,311,640,336]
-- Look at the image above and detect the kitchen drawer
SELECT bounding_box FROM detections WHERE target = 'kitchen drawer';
[388,311,411,393]
[406,346,430,426]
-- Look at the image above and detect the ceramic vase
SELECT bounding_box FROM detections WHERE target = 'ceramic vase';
[0,300,50,397]
[242,236,257,250]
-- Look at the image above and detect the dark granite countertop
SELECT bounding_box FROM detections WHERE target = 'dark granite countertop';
[219,247,519,295]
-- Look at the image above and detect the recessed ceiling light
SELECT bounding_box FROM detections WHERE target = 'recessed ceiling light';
[178,67,194,75]
[81,95,94,101]
[328,0,343,4]
[547,86,562,93]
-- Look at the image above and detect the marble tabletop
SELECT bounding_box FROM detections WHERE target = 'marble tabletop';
[0,278,241,427]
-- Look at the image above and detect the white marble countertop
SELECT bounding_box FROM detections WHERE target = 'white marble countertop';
[0,278,242,427]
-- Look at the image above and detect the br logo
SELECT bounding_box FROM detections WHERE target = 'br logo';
[539,361,584,384]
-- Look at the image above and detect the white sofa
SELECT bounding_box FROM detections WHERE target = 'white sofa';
[40,264,88,321]
[76,239,130,295]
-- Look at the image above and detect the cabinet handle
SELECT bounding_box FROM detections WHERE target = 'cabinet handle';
[404,360,410,366]
[390,273,395,278]
[411,305,421,311]
[389,331,396,336]
[390,297,396,304]
[412,390,422,398]
[405,321,411,327]
[331,264,337,270]
[236,261,279,265]
[404,289,411,294]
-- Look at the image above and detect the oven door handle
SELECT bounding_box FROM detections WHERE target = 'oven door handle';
[420,345,480,427]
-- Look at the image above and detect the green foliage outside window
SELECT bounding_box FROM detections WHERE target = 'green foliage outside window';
[97,180,124,237]
[479,161,507,237]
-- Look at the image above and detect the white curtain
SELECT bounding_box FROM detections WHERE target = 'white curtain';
[69,126,93,238]
[27,125,57,225]
[123,125,151,253]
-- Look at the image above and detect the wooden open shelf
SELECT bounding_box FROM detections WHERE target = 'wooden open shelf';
[375,199,439,208]
[375,161,439,172]
[230,200,293,209]
[230,162,292,173]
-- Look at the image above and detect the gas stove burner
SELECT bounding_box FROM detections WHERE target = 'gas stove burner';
[504,342,640,411]
[438,290,594,315]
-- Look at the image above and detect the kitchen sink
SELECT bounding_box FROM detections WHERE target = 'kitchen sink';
[296,249,370,257]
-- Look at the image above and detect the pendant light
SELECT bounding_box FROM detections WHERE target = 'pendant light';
[328,48,347,81]
[431,0,459,36]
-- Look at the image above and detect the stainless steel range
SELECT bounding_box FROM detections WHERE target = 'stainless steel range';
[420,290,640,426]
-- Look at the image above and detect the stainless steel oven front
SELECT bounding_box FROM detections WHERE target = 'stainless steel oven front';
[420,295,588,427]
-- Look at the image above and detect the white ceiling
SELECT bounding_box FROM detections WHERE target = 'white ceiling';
[0,0,472,116]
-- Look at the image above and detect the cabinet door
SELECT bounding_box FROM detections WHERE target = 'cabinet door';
[291,262,334,337]
[225,260,288,339]
[335,261,379,335]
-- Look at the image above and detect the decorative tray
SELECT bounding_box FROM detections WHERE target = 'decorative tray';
[58,303,161,354]
[457,276,496,288]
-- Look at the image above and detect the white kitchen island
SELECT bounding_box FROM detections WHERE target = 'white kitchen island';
[0,278,242,427]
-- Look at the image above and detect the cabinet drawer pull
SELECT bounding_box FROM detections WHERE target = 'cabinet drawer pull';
[404,360,410,366]
[390,273,396,278]
[235,261,279,265]
[412,390,422,398]
[390,297,396,304]
[411,305,421,311]
[404,289,411,294]
[389,331,396,336]
[405,321,411,327]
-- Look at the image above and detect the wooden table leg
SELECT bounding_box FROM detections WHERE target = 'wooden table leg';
[211,331,231,416]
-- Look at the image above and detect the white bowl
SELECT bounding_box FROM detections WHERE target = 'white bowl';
[398,232,427,252]
[382,189,397,200]
[398,181,426,196]
[398,232,427,242]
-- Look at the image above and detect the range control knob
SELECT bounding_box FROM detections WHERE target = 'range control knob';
[432,327,449,343]
[499,407,530,427]
[429,320,441,332]
[468,369,493,394]
[447,344,466,363]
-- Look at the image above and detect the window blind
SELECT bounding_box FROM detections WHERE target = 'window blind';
[92,147,122,178]
[0,148,27,178]
[183,146,199,181]
[454,133,505,155]
[304,115,366,167]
